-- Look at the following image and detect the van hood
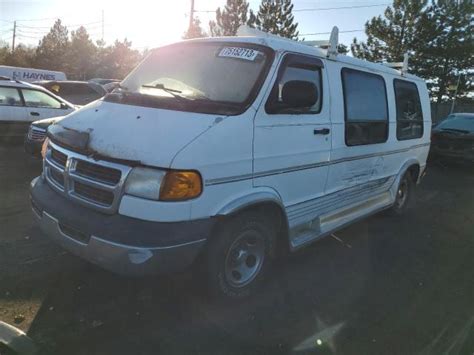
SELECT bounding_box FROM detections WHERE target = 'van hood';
[53,100,219,167]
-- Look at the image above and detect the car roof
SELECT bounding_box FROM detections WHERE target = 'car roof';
[0,79,39,88]
[34,80,100,86]
[0,79,76,106]
[159,35,424,83]
[34,80,107,94]
[449,113,474,118]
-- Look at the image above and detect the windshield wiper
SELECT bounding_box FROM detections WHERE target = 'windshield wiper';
[141,83,191,103]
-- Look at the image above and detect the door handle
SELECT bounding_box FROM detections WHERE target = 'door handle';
[314,128,330,135]
[30,112,40,116]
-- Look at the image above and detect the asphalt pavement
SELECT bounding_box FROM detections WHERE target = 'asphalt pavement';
[0,144,473,355]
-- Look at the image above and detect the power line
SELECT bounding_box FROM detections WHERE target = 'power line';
[299,29,365,36]
[17,21,102,29]
[195,3,391,14]
[293,3,391,12]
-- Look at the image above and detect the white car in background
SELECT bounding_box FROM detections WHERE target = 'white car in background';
[0,78,76,141]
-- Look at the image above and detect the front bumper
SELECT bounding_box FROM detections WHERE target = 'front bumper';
[30,176,214,275]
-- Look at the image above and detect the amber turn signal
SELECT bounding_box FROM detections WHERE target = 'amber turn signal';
[160,171,202,201]
[41,138,49,160]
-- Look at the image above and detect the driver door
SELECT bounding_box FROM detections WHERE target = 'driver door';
[20,88,71,122]
[253,54,331,245]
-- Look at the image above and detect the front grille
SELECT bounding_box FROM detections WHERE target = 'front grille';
[50,169,64,187]
[28,127,47,141]
[51,148,67,167]
[75,160,121,185]
[74,182,115,206]
[44,142,131,213]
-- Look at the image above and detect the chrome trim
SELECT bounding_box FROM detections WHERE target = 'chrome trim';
[92,235,207,251]
[28,125,47,141]
[43,141,132,214]
[205,142,430,186]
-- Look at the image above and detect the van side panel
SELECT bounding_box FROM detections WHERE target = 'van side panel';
[287,61,430,250]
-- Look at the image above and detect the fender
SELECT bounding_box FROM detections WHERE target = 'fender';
[214,187,286,217]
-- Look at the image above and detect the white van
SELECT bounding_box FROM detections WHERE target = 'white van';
[0,65,67,82]
[30,28,431,298]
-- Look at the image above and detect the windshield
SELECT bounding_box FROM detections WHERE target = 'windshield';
[112,42,273,115]
[437,115,474,132]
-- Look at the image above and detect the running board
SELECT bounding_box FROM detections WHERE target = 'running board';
[290,192,393,250]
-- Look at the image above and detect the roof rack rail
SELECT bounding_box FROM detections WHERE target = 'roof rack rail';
[237,25,341,60]
[383,53,409,75]
[237,25,283,40]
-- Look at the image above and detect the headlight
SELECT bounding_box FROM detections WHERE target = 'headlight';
[124,167,202,201]
[124,167,166,200]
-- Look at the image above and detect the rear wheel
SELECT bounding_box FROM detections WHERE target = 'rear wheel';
[207,211,276,299]
[390,172,415,215]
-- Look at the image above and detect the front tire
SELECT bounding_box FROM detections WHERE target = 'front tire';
[207,211,276,300]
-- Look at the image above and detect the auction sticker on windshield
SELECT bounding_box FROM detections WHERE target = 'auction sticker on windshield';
[218,47,261,61]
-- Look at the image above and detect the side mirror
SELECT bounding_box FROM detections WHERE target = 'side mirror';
[281,80,318,108]
[60,102,69,110]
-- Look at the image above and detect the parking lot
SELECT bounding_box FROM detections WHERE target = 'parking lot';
[1,143,473,355]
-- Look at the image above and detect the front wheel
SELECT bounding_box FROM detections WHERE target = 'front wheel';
[207,211,276,299]
[390,172,415,216]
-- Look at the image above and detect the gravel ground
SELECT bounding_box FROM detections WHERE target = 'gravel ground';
[0,144,473,355]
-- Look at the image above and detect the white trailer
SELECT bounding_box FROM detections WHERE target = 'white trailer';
[0,65,67,82]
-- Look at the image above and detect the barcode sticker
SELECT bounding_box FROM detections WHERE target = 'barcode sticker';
[218,47,261,61]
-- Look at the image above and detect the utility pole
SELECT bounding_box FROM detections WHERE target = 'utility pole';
[189,0,195,31]
[11,21,16,53]
[101,10,104,42]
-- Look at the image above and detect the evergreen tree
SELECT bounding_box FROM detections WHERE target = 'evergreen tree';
[351,0,427,62]
[2,44,35,68]
[94,39,141,79]
[250,0,299,39]
[68,26,96,79]
[183,17,206,39]
[34,19,69,72]
[416,0,473,104]
[351,0,473,102]
[209,0,252,36]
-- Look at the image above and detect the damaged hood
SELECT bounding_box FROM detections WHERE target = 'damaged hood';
[52,100,219,167]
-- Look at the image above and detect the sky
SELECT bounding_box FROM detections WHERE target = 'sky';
[0,0,390,50]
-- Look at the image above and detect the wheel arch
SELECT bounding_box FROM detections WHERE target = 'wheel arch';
[390,158,421,200]
[212,188,290,254]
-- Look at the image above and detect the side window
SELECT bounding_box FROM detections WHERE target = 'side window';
[394,79,423,140]
[342,68,388,146]
[22,89,62,109]
[266,54,323,114]
[0,87,22,106]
